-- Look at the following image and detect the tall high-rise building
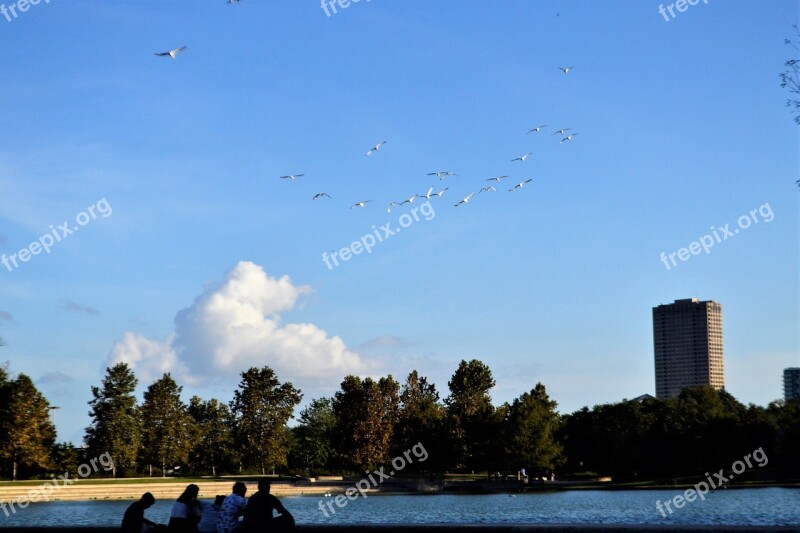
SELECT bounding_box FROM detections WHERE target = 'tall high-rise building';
[784,368,800,401]
[653,298,725,399]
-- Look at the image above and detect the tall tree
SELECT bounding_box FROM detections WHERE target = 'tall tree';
[291,397,337,474]
[188,396,235,476]
[397,371,446,471]
[503,383,563,473]
[333,375,400,471]
[445,359,496,470]
[140,374,196,477]
[230,367,302,475]
[0,374,56,480]
[84,363,141,478]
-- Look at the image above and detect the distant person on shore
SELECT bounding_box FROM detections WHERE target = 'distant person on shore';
[218,482,248,533]
[197,495,225,533]
[168,484,201,533]
[122,492,163,533]
[243,478,294,532]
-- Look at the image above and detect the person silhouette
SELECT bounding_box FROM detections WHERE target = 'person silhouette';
[168,484,201,533]
[122,492,162,533]
[242,479,294,532]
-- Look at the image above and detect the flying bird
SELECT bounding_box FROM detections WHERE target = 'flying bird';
[560,133,580,143]
[387,201,401,213]
[559,66,574,75]
[421,187,435,200]
[351,201,372,209]
[509,179,533,191]
[454,192,476,207]
[479,186,496,193]
[486,175,508,182]
[511,153,532,162]
[434,187,449,198]
[279,174,304,180]
[527,125,548,134]
[427,171,457,180]
[154,46,187,59]
[400,194,420,205]
[312,193,331,200]
[552,128,572,136]
[365,141,387,156]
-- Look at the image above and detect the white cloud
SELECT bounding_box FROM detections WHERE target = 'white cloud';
[107,261,371,387]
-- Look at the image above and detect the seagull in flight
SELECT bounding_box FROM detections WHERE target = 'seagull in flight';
[552,128,572,136]
[387,201,401,213]
[400,194,420,205]
[486,175,508,182]
[511,152,532,162]
[154,46,187,59]
[351,201,372,209]
[427,170,457,180]
[559,66,574,75]
[527,125,548,134]
[279,174,304,180]
[434,187,449,198]
[509,179,533,191]
[560,133,580,143]
[479,186,496,193]
[421,187,435,200]
[312,193,331,200]
[365,141,387,156]
[454,192,476,207]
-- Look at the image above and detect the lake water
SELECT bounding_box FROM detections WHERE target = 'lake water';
[1,489,798,526]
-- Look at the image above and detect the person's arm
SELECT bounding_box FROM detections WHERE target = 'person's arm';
[272,496,289,516]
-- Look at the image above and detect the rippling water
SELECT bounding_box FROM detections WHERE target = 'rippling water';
[1,488,798,526]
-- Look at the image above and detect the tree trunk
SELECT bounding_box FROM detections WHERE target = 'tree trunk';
[212,464,216,477]
[162,462,166,478]
[12,461,17,481]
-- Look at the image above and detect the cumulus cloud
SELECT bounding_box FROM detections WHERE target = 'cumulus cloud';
[107,261,371,387]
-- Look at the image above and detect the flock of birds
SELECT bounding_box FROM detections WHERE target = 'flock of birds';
[273,118,580,213]
[153,18,582,214]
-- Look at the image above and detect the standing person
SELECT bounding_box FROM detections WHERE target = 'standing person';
[197,496,225,533]
[218,482,248,533]
[168,484,201,533]
[122,492,161,533]
[243,479,294,532]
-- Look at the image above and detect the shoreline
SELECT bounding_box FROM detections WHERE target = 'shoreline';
[0,479,796,504]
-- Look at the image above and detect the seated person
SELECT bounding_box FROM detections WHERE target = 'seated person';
[243,479,294,532]
[122,492,160,533]
[168,484,201,533]
[197,495,225,533]
[218,482,248,533]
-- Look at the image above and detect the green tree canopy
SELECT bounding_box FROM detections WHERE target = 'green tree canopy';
[230,366,302,475]
[188,396,235,476]
[84,363,141,477]
[333,375,399,471]
[0,373,56,480]
[140,373,196,477]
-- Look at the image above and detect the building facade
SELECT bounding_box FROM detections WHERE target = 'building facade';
[784,368,800,401]
[653,298,725,399]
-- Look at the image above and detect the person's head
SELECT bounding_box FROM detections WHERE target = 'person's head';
[257,478,271,493]
[141,492,156,508]
[214,495,226,507]
[177,484,200,504]
[232,481,247,497]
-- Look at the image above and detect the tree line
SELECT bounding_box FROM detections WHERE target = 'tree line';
[0,359,797,482]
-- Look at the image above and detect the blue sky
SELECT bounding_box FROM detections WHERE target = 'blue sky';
[0,0,797,444]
